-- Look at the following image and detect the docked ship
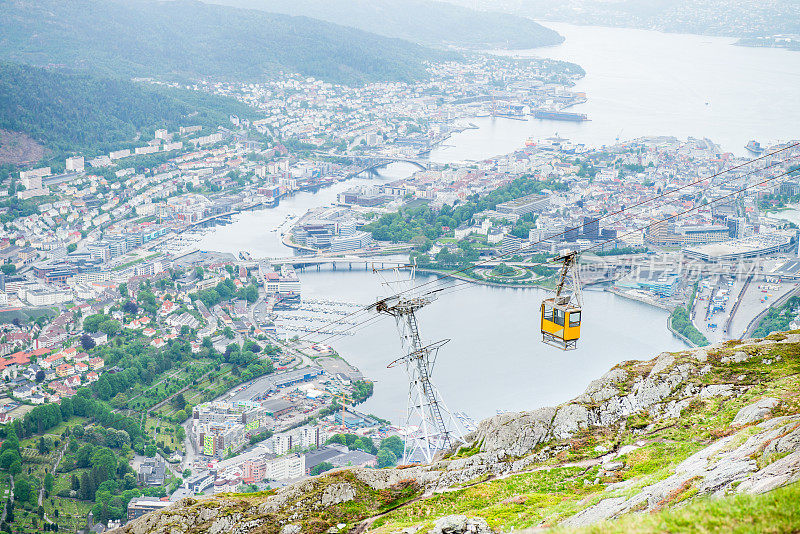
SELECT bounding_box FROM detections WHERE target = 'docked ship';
[533,110,589,122]
[745,140,764,154]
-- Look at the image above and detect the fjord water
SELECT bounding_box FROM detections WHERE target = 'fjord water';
[429,22,800,163]
[195,162,684,422]
[295,269,684,423]
[194,22,800,422]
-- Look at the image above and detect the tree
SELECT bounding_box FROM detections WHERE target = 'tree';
[0,264,15,275]
[0,451,18,470]
[171,393,186,411]
[145,444,157,457]
[82,314,107,333]
[122,301,138,315]
[310,462,334,476]
[80,333,96,351]
[380,436,404,458]
[0,429,19,456]
[35,369,45,382]
[13,477,31,502]
[118,282,128,297]
[79,471,94,500]
[376,448,397,468]
[67,243,77,253]
[99,319,121,336]
[60,397,73,420]
[44,473,54,493]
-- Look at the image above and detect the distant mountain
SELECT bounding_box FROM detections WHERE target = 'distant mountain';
[208,0,564,49]
[0,63,256,162]
[440,0,800,39]
[0,0,451,85]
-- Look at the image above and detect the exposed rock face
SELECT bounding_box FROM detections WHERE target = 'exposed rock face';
[551,404,590,439]
[722,350,753,363]
[732,397,779,425]
[116,334,800,534]
[321,482,356,506]
[430,515,494,534]
[472,407,555,457]
[562,415,800,527]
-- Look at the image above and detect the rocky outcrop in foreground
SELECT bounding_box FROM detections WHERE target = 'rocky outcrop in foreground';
[115,332,800,534]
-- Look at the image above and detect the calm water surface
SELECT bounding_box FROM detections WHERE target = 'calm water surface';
[186,21,800,422]
[429,23,800,163]
[193,163,684,423]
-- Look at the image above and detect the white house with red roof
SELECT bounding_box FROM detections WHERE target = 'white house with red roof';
[56,363,74,377]
[159,300,177,317]
[41,352,65,369]
[64,375,81,388]
[50,381,76,397]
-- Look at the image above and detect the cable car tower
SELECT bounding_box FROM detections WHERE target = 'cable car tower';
[371,265,466,464]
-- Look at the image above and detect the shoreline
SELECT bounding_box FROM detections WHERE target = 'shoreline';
[605,286,674,312]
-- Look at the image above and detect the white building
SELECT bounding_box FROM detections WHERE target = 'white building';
[19,167,50,189]
[264,453,305,480]
[65,156,85,173]
[329,231,373,253]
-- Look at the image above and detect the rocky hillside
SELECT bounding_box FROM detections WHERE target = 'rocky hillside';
[115,332,800,533]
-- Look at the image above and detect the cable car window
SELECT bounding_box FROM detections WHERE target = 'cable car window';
[543,305,554,321]
[554,309,565,326]
[569,311,581,327]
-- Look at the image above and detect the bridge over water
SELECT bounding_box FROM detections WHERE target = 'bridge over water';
[318,152,436,175]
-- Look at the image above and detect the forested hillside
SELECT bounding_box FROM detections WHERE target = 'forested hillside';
[209,0,564,49]
[0,63,255,159]
[0,0,451,85]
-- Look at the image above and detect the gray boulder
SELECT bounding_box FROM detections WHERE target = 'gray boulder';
[473,407,555,457]
[722,351,752,363]
[550,404,589,439]
[320,483,356,507]
[732,398,779,425]
[430,515,494,534]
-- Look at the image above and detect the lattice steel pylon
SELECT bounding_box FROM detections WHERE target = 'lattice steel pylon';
[371,266,466,464]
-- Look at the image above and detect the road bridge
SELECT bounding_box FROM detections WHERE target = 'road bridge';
[237,254,410,271]
[317,152,433,173]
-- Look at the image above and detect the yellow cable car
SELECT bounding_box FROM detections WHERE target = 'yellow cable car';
[541,251,583,350]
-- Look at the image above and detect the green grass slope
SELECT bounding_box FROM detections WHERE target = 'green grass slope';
[570,481,800,534]
[118,332,800,534]
[0,0,451,85]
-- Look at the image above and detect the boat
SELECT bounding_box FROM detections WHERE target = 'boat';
[533,110,590,122]
[745,140,764,154]
[525,137,537,147]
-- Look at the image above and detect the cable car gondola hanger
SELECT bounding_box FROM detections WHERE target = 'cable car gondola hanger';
[541,251,583,351]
